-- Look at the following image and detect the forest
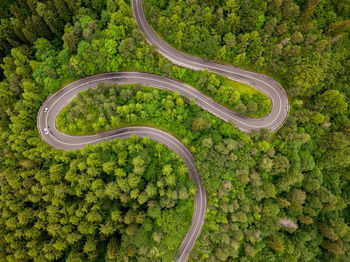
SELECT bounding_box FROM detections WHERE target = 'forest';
[0,0,350,261]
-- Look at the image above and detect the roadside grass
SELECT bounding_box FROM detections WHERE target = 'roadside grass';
[143,2,278,119]
[224,79,261,96]
[222,79,272,118]
[56,80,271,139]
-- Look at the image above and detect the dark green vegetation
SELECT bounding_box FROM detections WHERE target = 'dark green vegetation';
[145,0,350,99]
[200,74,272,118]
[57,83,210,136]
[2,136,195,261]
[144,0,350,260]
[0,0,271,118]
[0,1,200,261]
[0,0,349,262]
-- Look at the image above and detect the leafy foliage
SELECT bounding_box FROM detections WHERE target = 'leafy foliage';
[0,0,349,261]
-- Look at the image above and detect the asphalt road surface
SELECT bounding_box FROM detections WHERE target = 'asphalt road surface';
[132,0,289,133]
[37,1,289,261]
[37,72,209,262]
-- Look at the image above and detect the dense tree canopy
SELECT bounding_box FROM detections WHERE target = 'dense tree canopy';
[0,0,349,261]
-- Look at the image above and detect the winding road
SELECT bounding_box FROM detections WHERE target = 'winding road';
[37,1,289,261]
[132,0,289,133]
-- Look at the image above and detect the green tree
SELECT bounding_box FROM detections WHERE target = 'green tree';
[268,235,285,252]
[317,89,348,115]
[321,240,345,255]
[192,117,206,131]
[300,0,320,23]
[291,31,304,44]
[318,223,339,241]
[106,238,118,259]
[327,19,350,37]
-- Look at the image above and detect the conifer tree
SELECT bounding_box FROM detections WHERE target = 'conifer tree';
[327,19,350,37]
[300,0,320,23]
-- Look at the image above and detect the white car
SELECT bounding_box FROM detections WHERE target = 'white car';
[44,128,49,135]
[44,107,48,113]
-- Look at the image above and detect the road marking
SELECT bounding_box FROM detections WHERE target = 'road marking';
[37,1,289,262]
[44,74,284,132]
[133,0,289,132]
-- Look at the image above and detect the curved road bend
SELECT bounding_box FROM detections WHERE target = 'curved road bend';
[38,1,290,261]
[37,72,209,262]
[132,0,289,133]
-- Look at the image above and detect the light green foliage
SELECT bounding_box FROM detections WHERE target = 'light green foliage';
[317,89,348,115]
[143,0,350,260]
[268,235,285,252]
[0,0,350,261]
